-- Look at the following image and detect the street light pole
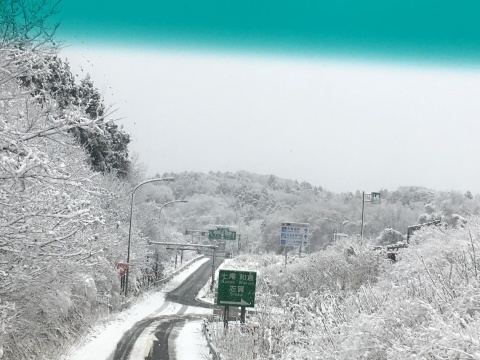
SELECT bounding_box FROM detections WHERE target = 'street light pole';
[124,177,174,296]
[361,192,366,240]
[360,191,380,241]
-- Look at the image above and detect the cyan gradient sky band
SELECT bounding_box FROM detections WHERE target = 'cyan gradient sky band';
[59,0,480,64]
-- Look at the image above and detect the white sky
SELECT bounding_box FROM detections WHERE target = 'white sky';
[60,45,480,194]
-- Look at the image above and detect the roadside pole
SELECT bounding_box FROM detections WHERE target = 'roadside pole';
[361,191,366,240]
[361,192,381,240]
[207,226,237,290]
[223,305,229,329]
[210,248,216,291]
[281,222,309,266]
[252,322,259,359]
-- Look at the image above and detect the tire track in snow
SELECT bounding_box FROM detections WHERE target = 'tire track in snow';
[112,317,159,360]
[111,257,221,360]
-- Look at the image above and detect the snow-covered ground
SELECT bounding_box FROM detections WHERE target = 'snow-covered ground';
[61,257,212,360]
[175,320,212,360]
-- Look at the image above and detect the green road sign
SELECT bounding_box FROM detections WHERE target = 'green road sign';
[223,229,236,240]
[209,227,237,240]
[217,269,256,307]
[208,229,223,240]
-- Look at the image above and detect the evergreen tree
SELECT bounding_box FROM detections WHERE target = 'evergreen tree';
[20,55,131,177]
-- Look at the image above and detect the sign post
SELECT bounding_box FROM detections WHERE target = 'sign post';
[217,269,257,326]
[361,192,381,239]
[116,262,129,291]
[208,229,223,240]
[217,270,256,307]
[280,222,309,266]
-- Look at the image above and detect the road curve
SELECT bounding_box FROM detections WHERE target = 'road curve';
[166,258,219,307]
[147,318,179,360]
[111,257,222,360]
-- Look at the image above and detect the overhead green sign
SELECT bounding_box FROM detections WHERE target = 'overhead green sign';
[222,229,236,240]
[208,227,237,240]
[208,229,222,240]
[217,269,256,308]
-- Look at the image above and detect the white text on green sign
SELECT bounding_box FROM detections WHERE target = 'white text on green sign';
[209,227,237,240]
[217,269,256,307]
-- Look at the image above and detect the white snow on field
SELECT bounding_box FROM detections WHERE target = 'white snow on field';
[62,257,211,360]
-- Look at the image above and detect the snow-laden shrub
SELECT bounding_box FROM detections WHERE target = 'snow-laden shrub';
[211,220,480,359]
[260,238,384,297]
[331,220,480,359]
[375,228,405,246]
[210,238,389,359]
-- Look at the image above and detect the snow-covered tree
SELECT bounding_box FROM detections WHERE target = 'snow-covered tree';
[0,0,60,47]
[0,45,130,359]
[20,55,131,177]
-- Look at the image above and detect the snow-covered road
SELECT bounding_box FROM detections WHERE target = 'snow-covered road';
[62,257,213,360]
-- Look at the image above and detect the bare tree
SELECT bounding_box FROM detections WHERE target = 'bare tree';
[0,0,61,47]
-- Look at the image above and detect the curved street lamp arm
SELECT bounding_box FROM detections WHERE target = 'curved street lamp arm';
[124,177,175,296]
[132,177,175,193]
[158,199,188,216]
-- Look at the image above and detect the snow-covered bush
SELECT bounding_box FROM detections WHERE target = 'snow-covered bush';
[209,239,387,359]
[259,238,384,297]
[375,228,405,246]
[210,221,480,359]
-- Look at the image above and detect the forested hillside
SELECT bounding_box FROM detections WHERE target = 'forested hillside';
[161,170,480,252]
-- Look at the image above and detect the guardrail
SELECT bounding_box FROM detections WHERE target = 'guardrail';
[202,319,223,360]
[154,255,205,285]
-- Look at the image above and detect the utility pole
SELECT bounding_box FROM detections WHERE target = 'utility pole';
[361,191,381,241]
[211,247,216,291]
[124,177,175,296]
[361,191,366,240]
